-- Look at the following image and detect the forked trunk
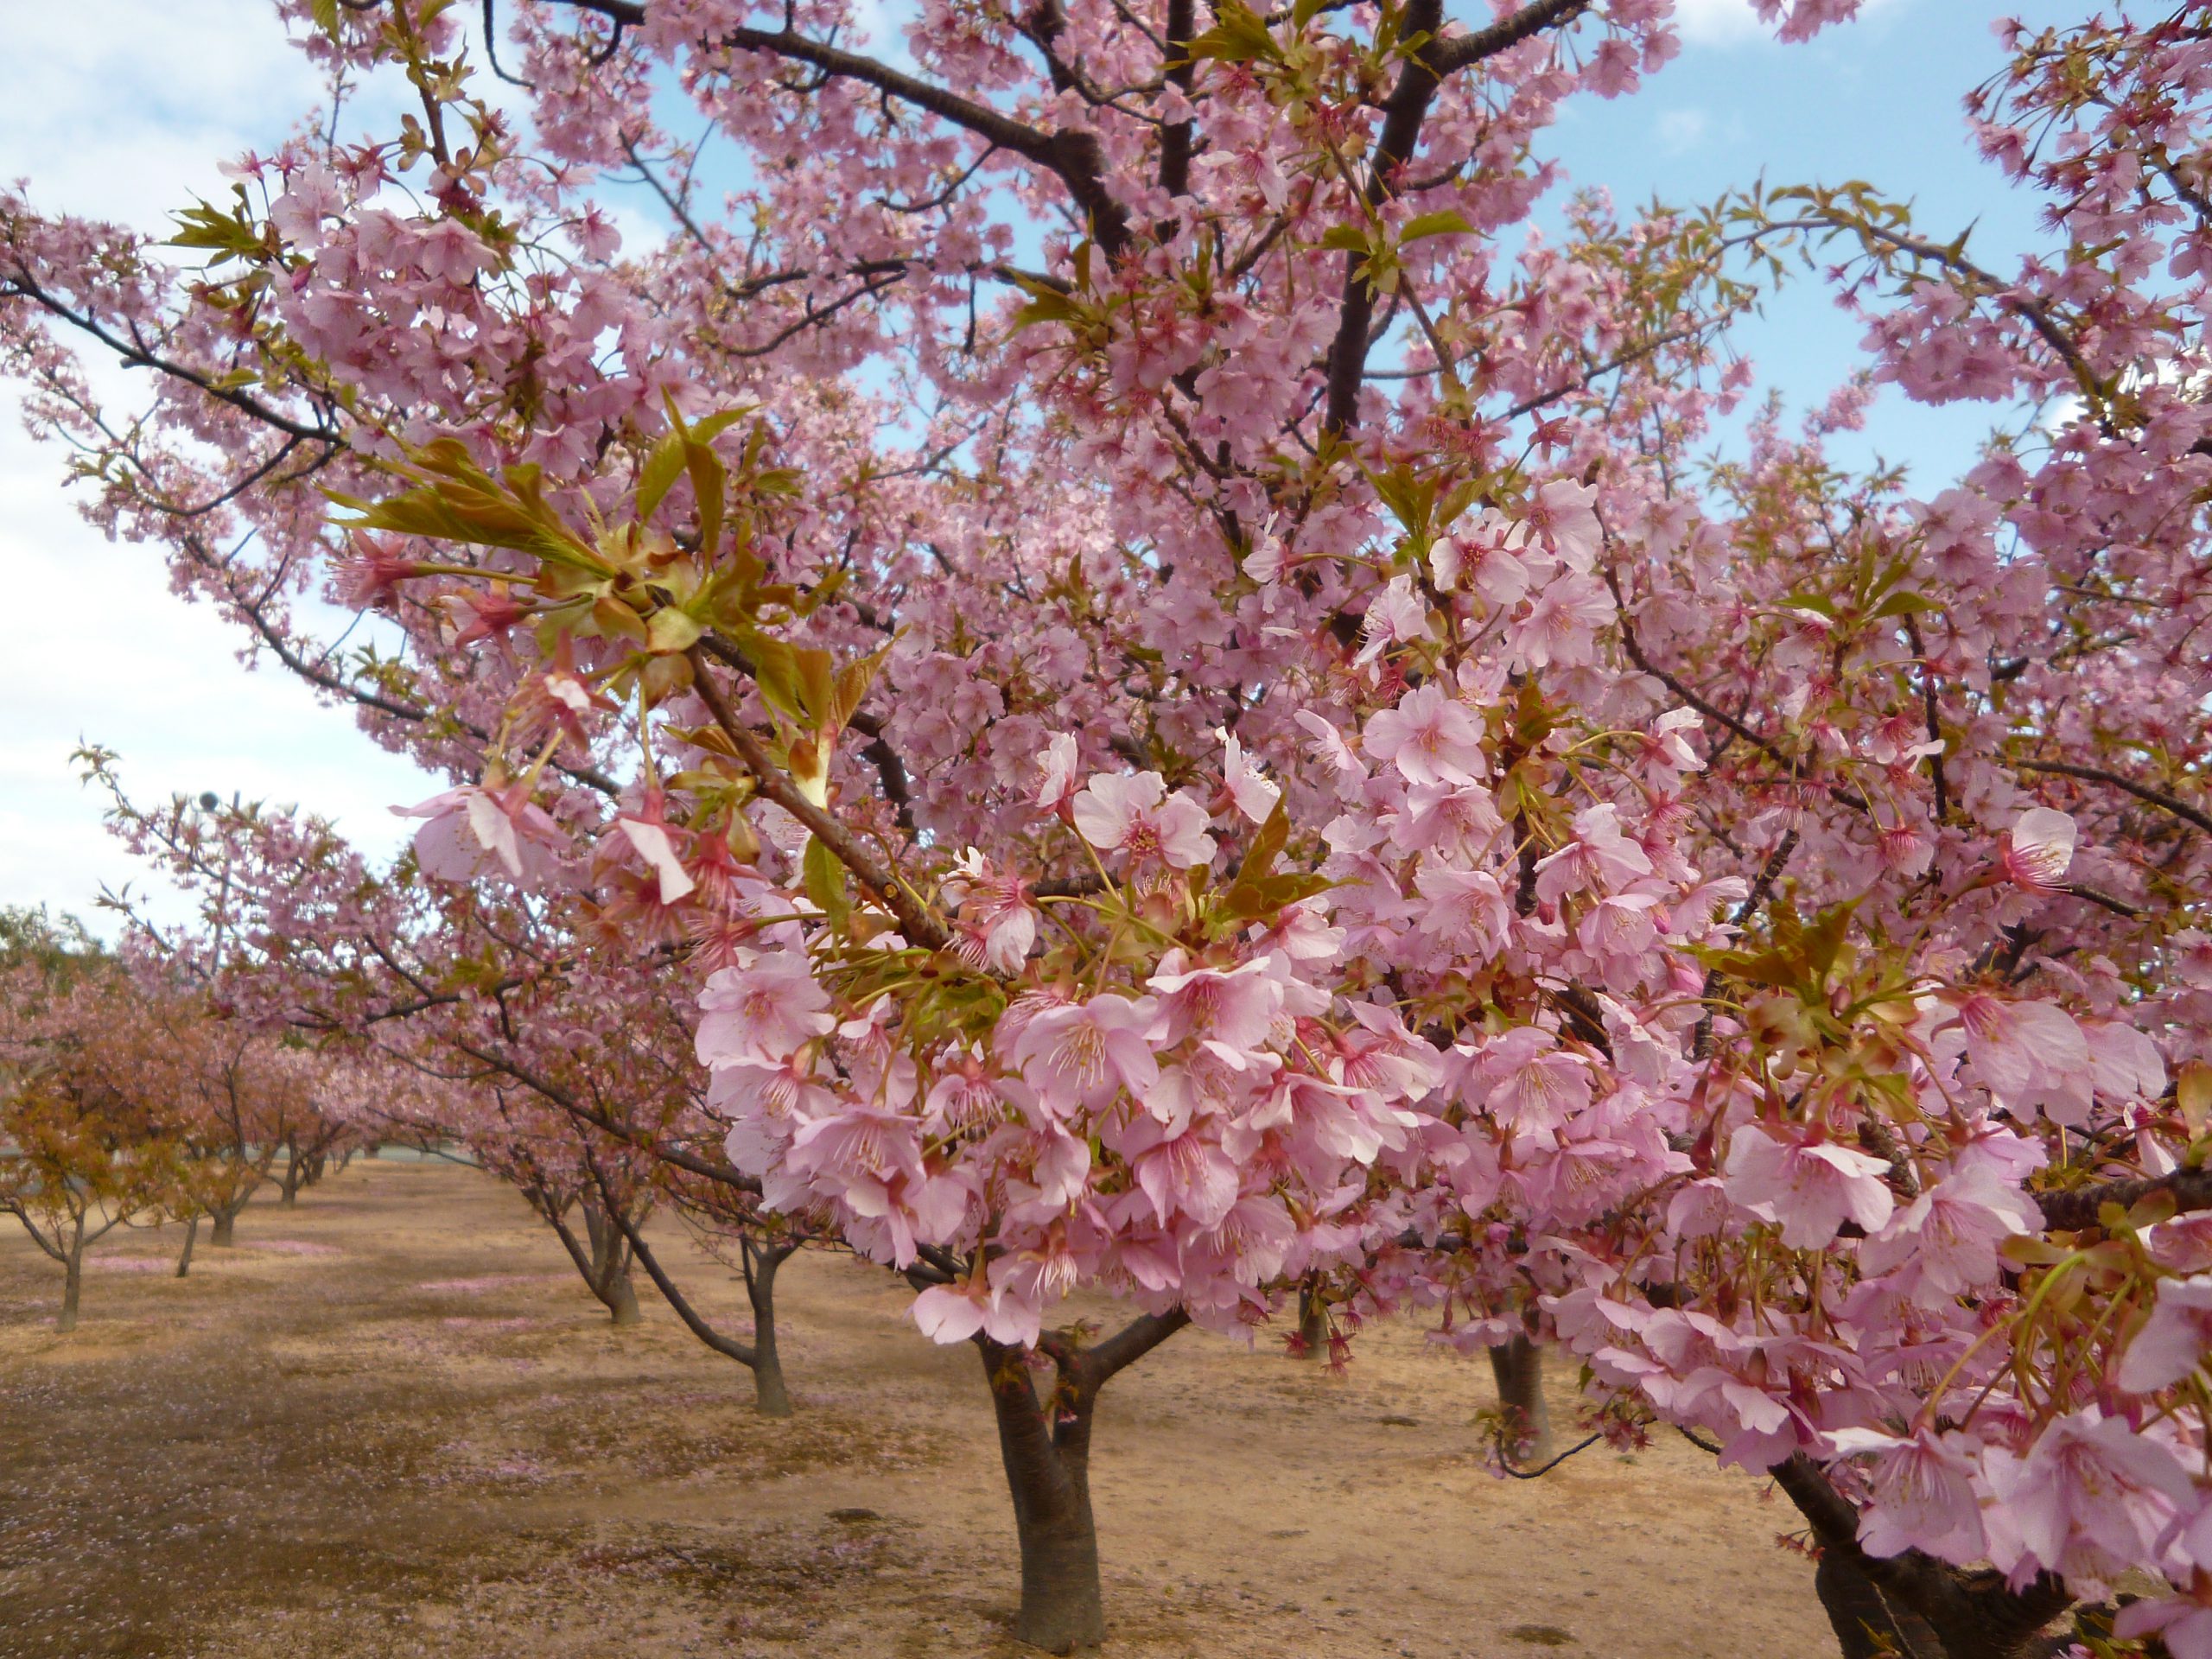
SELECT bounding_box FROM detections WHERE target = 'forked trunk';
[603,1265,641,1326]
[1815,1548,1943,1659]
[981,1342,1104,1654]
[743,1239,793,1418]
[607,1201,801,1417]
[1488,1334,1554,1463]
[579,1196,642,1326]
[1771,1453,2072,1659]
[175,1214,200,1278]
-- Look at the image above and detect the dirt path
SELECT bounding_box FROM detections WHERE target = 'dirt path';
[0,1161,1827,1658]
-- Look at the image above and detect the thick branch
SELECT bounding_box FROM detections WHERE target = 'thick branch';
[2039,1165,2212,1231]
[684,645,951,949]
[2017,759,2212,839]
[594,1171,760,1368]
[1077,1307,1190,1386]
[1319,0,1592,433]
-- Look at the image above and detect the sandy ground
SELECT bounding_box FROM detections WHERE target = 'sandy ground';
[0,1160,1830,1659]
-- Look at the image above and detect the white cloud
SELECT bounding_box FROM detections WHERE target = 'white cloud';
[1673,0,1769,46]
[1671,0,1910,48]
[0,1,321,228]
[1,3,439,934]
[0,414,438,935]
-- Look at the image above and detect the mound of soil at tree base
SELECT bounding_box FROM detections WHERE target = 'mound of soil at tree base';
[0,1160,1826,1658]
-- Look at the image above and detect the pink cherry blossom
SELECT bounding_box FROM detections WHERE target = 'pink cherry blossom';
[1723,1127,1895,1249]
[1826,1427,1987,1562]
[1533,804,1654,903]
[1950,993,2094,1125]
[1859,1167,2040,1302]
[1983,1408,2194,1586]
[1008,995,1160,1117]
[393,785,567,886]
[2116,1275,2212,1394]
[1362,684,1486,788]
[2001,806,2077,893]
[1071,772,1217,869]
[696,956,836,1067]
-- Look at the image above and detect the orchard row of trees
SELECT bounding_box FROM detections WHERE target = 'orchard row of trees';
[0,906,366,1326]
[0,893,804,1402]
[6,0,2212,1655]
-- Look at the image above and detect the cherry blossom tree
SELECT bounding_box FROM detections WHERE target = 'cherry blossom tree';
[0,969,179,1332]
[90,766,815,1409]
[9,0,2212,1653]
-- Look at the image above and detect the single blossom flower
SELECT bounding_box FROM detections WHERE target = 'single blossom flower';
[1036,733,1080,815]
[394,784,568,886]
[2001,805,2076,892]
[1010,994,1160,1116]
[1218,730,1281,824]
[1951,992,2094,1124]
[1826,1427,1988,1562]
[1145,953,1285,1050]
[613,814,696,904]
[1354,574,1428,667]
[1723,1125,1895,1248]
[696,955,836,1066]
[1362,683,1485,788]
[1532,803,1654,903]
[1983,1407,2193,1583]
[1071,772,1217,868]
[2115,1274,2212,1393]
[1859,1167,2041,1302]
[1529,477,1602,569]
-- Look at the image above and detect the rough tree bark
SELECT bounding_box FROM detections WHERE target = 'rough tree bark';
[576,1192,641,1327]
[1770,1453,2072,1659]
[210,1206,237,1247]
[978,1311,1190,1653]
[1487,1334,1554,1463]
[1815,1548,1945,1659]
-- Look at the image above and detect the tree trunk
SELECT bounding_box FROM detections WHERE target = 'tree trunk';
[980,1342,1105,1654]
[580,1196,643,1327]
[58,1227,84,1334]
[1488,1334,1554,1463]
[603,1262,641,1326]
[211,1208,236,1247]
[744,1240,793,1418]
[175,1214,200,1278]
[1770,1453,2072,1659]
[279,1135,301,1206]
[1815,1548,1944,1659]
[1294,1280,1329,1360]
[302,1151,327,1188]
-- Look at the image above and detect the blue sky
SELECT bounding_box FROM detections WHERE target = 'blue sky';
[1541,0,2087,486]
[0,0,2085,933]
